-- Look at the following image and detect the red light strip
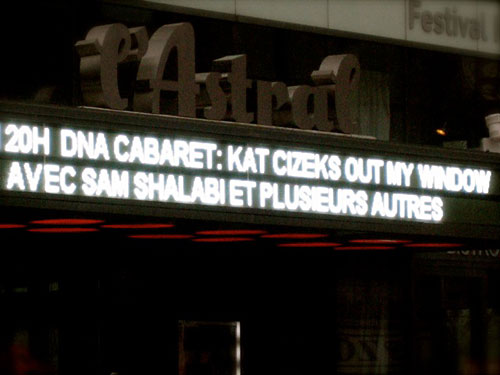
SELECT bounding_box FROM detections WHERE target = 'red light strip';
[0,224,26,229]
[102,224,174,229]
[278,242,342,248]
[334,246,395,251]
[261,233,328,239]
[349,239,411,244]
[31,219,104,225]
[192,237,255,243]
[28,228,99,233]
[196,230,267,236]
[129,234,193,239]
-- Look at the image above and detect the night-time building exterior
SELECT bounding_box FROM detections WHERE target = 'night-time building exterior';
[1,1,500,374]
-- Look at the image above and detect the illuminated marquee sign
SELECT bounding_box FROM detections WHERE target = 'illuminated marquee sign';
[0,118,497,230]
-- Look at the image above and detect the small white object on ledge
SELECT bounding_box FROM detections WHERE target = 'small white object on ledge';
[481,114,500,153]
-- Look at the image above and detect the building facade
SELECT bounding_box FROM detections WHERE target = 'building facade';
[1,1,500,374]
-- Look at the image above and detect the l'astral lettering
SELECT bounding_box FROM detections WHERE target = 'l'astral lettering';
[76,23,361,134]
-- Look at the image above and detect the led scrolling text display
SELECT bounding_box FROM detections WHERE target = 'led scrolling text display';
[0,123,494,223]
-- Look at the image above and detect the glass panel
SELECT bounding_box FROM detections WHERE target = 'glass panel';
[336,278,406,374]
[179,321,240,375]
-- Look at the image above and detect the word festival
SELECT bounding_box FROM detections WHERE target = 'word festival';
[1,124,494,224]
[76,22,361,134]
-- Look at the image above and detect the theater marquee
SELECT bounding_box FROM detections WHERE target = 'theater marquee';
[1,103,499,240]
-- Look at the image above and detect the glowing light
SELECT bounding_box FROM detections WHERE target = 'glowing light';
[349,239,411,244]
[236,321,241,375]
[0,224,26,229]
[28,228,99,233]
[5,124,50,155]
[192,237,254,243]
[229,180,257,207]
[2,123,495,229]
[278,242,342,247]
[258,182,369,215]
[196,230,267,236]
[6,162,78,194]
[31,219,104,225]
[370,192,443,222]
[82,167,129,198]
[270,149,342,180]
[344,157,384,184]
[102,223,174,229]
[334,246,395,251]
[261,233,328,239]
[436,128,447,136]
[60,129,110,160]
[112,135,217,168]
[385,161,414,187]
[6,161,25,190]
[129,234,193,239]
[417,164,491,194]
[227,145,269,174]
[133,174,225,204]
